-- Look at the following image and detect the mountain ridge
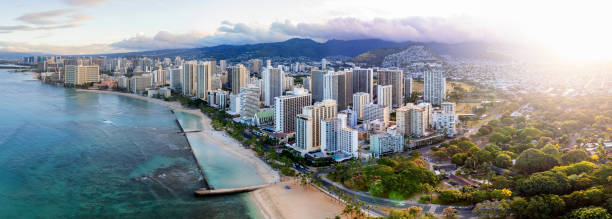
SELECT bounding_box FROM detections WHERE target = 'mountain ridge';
[1,38,501,62]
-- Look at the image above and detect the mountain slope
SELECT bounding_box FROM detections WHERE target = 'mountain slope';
[103,38,410,60]
[351,46,409,66]
[352,42,509,65]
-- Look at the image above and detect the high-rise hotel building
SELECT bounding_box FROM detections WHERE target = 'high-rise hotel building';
[274,88,312,133]
[64,65,100,85]
[196,61,214,100]
[311,70,326,102]
[231,64,248,94]
[182,61,196,96]
[352,67,374,101]
[378,68,403,107]
[263,66,284,106]
[301,99,337,147]
[321,113,358,158]
[295,115,313,151]
[424,69,446,105]
[240,84,260,120]
[353,92,370,120]
[376,84,393,108]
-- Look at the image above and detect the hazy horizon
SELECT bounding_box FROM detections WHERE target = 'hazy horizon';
[2,0,611,62]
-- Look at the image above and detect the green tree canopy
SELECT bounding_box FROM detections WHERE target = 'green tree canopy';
[514,148,559,174]
[377,157,399,168]
[457,140,477,151]
[564,206,612,219]
[494,153,512,169]
[438,189,464,204]
[491,175,513,189]
[561,150,589,165]
[551,161,596,176]
[517,170,571,196]
[541,143,560,156]
[451,153,468,166]
[490,133,511,145]
[510,195,565,219]
[562,186,606,210]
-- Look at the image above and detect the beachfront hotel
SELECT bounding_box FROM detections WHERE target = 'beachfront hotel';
[301,99,337,147]
[196,61,214,100]
[130,75,152,94]
[274,87,312,133]
[182,61,196,96]
[240,84,261,120]
[64,65,100,85]
[295,114,313,151]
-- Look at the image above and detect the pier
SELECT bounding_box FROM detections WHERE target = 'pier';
[194,184,271,196]
[178,130,201,134]
[174,116,211,190]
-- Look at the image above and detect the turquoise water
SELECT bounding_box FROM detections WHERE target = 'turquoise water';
[0,70,261,218]
[175,112,203,131]
[174,112,264,189]
[186,133,264,189]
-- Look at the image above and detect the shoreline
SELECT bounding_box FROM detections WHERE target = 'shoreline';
[250,181,346,219]
[76,89,344,219]
[76,89,279,185]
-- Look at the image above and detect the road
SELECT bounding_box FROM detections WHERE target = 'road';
[313,169,475,218]
[301,102,526,218]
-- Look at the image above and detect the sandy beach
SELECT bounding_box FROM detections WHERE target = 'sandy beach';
[197,111,280,184]
[251,181,346,219]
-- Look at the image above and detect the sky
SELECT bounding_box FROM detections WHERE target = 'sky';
[1,0,611,61]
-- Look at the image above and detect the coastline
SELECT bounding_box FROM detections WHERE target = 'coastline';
[76,89,343,219]
[76,89,279,185]
[250,181,345,219]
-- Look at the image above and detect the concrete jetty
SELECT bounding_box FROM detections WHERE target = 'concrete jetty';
[194,184,270,196]
[174,116,212,190]
[178,130,201,134]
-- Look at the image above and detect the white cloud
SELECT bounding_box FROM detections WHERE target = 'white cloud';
[110,16,491,51]
[3,9,90,34]
[63,0,108,6]
[0,24,82,33]
[269,17,487,44]
[0,41,126,55]
[16,9,79,25]
[110,31,207,50]
[2,16,495,54]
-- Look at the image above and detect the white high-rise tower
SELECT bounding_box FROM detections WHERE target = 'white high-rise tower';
[424,69,445,105]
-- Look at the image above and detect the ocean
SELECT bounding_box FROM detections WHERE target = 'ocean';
[0,70,261,218]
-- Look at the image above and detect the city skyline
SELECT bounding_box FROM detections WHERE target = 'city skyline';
[1,0,611,61]
[2,1,612,218]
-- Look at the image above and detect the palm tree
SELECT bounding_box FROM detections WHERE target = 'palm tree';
[307,172,313,184]
[338,190,345,202]
[329,185,337,201]
[342,202,354,218]
[300,175,308,189]
[356,200,366,219]
[364,205,373,218]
